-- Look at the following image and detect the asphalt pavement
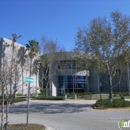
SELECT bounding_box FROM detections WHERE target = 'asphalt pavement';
[1,99,130,130]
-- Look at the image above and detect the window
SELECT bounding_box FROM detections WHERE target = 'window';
[59,75,88,93]
[58,60,76,69]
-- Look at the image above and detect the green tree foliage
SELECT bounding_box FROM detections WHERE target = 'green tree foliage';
[75,11,130,102]
[26,40,39,60]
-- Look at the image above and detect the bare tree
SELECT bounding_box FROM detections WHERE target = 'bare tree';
[0,55,10,130]
[39,36,65,96]
[0,54,23,130]
[10,34,21,94]
[0,35,27,130]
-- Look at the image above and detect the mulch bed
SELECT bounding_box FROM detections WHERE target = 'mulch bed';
[7,123,46,130]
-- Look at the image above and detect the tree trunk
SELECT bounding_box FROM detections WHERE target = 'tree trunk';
[35,70,38,97]
[46,81,49,97]
[5,85,9,130]
[22,66,24,95]
[5,101,8,130]
[118,83,120,92]
[106,63,113,102]
[10,46,14,95]
[14,68,17,99]
[10,70,12,94]
[108,75,113,102]
[1,84,4,130]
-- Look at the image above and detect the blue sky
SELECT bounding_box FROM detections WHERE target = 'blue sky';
[0,0,130,51]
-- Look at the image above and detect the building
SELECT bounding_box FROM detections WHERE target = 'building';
[0,37,39,95]
[44,52,128,96]
[0,37,128,96]
[50,58,90,96]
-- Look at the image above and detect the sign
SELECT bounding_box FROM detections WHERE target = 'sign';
[25,77,34,83]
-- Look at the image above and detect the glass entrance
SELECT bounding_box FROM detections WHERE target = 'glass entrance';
[59,75,88,93]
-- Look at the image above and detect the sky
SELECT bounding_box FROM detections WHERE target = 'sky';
[0,0,130,51]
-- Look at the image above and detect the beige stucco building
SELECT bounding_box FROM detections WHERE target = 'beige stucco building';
[0,37,39,95]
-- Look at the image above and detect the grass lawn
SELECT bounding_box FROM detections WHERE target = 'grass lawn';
[6,124,46,130]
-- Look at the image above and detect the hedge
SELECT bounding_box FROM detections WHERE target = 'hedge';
[95,99,130,108]
[0,98,26,105]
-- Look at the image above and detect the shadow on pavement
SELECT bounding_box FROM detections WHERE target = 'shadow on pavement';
[4,102,93,114]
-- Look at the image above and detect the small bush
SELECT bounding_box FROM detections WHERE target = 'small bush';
[16,93,24,96]
[95,99,130,108]
[33,96,65,100]
[30,93,36,97]
[40,89,46,95]
[0,98,26,105]
[11,98,26,103]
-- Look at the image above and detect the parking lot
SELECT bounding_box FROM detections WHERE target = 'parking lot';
[3,100,130,130]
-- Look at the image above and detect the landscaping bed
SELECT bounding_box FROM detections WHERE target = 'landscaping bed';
[7,124,46,130]
[94,99,130,109]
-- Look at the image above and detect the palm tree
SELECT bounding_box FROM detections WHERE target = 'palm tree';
[17,46,26,95]
[26,40,39,82]
[32,59,40,97]
[25,40,39,125]
[10,34,21,94]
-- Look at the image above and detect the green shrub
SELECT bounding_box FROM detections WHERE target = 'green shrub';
[30,93,36,97]
[33,96,65,100]
[6,94,14,99]
[95,99,130,108]
[16,93,24,96]
[11,98,26,103]
[66,93,75,99]
[40,89,46,95]
[0,94,14,99]
[0,98,26,105]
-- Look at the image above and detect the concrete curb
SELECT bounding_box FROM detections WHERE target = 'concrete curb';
[92,107,130,110]
[45,125,56,130]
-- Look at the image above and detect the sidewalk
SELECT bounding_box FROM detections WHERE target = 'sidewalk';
[29,99,97,105]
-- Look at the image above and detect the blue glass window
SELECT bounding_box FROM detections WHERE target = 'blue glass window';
[59,75,87,92]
